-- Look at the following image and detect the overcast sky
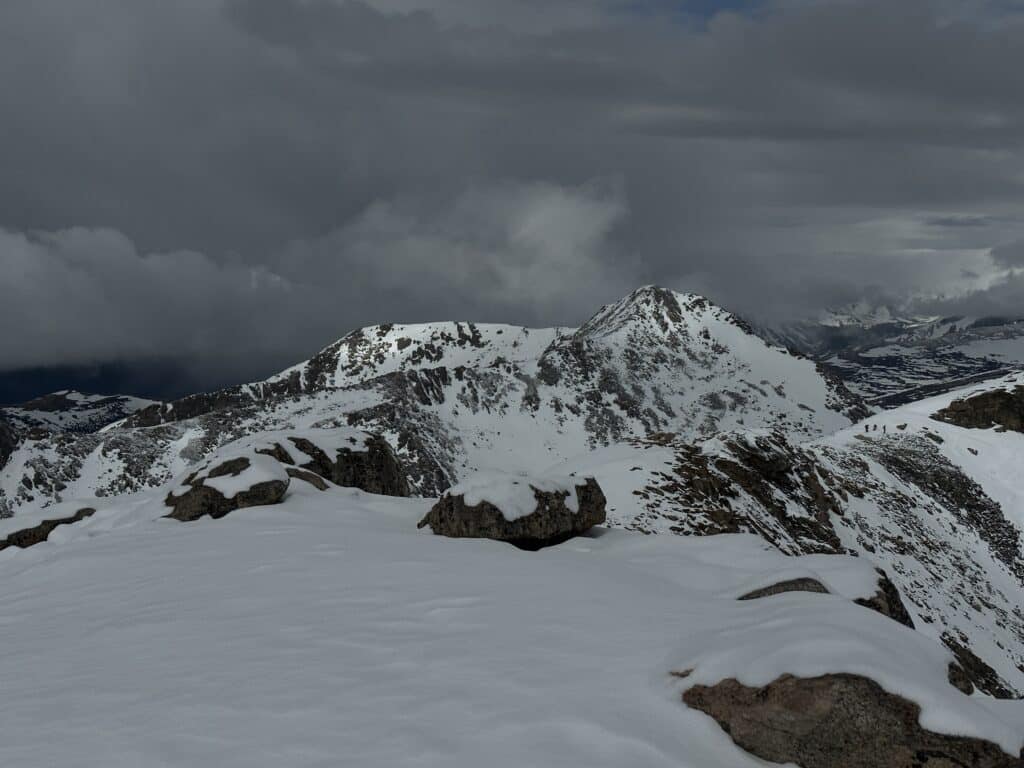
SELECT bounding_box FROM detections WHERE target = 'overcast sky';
[4,0,1024,396]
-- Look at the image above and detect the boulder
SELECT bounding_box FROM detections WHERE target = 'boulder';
[418,474,606,550]
[683,673,1023,768]
[165,455,289,522]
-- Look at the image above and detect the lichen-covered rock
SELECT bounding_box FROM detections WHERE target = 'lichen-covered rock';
[418,474,606,550]
[165,455,289,522]
[683,673,1023,768]
[933,385,1024,432]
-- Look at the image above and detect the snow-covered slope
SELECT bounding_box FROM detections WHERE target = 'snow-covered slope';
[0,482,1019,766]
[0,287,863,513]
[556,372,1024,696]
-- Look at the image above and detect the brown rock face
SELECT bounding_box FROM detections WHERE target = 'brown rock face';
[933,386,1024,432]
[165,457,289,522]
[417,478,607,550]
[0,507,96,550]
[683,674,1023,768]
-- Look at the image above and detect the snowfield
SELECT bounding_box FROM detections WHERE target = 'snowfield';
[0,482,1020,767]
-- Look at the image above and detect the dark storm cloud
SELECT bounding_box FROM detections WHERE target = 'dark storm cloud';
[3,0,1024,389]
[926,215,1000,228]
[990,239,1024,268]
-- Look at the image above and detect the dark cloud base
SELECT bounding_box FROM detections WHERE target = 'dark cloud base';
[3,0,1024,397]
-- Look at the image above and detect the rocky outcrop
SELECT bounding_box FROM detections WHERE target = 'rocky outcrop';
[933,385,1024,432]
[285,467,329,491]
[853,569,915,629]
[418,477,606,550]
[738,577,830,600]
[943,633,1019,699]
[165,456,289,522]
[0,507,96,550]
[683,673,1023,768]
[276,434,410,497]
[0,416,18,472]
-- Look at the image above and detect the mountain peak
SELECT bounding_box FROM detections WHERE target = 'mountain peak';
[578,285,748,343]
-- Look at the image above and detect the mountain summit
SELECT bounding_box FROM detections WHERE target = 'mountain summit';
[4,286,863,511]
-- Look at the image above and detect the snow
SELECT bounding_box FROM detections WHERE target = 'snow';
[170,451,289,500]
[827,370,1024,532]
[445,471,585,520]
[0,485,1019,767]
[225,427,373,460]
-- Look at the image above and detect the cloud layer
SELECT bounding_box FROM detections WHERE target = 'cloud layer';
[4,0,1024,386]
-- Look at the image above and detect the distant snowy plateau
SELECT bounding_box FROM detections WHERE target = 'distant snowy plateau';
[1,286,1023,767]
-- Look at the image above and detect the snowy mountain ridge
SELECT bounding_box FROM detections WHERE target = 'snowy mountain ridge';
[1,390,157,435]
[1,286,865,515]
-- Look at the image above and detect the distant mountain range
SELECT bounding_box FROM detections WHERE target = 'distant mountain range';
[767,302,1024,406]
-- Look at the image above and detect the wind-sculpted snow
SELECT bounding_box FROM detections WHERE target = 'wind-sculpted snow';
[557,373,1024,698]
[0,484,1019,766]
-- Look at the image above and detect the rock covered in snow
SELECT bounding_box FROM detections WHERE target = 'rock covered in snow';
[418,473,606,549]
[165,454,290,522]
[236,427,410,496]
[682,673,1023,768]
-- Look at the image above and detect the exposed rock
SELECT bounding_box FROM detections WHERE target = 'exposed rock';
[418,477,606,550]
[285,434,410,497]
[0,507,96,550]
[285,467,329,491]
[683,673,1023,768]
[943,633,1020,699]
[738,577,830,600]
[0,416,18,471]
[854,569,915,629]
[934,385,1024,432]
[165,456,289,522]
